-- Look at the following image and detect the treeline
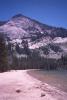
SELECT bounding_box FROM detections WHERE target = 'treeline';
[11,54,67,70]
[0,32,67,72]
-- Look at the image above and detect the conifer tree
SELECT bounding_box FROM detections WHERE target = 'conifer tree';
[0,33,8,72]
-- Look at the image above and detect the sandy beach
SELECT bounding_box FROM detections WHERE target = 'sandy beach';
[0,70,67,100]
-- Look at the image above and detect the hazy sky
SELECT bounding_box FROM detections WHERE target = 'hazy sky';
[0,0,67,28]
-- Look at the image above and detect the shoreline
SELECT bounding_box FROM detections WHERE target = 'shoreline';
[0,70,67,100]
[27,69,67,93]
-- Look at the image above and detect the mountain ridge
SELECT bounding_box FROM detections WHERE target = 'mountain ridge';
[0,14,67,59]
[0,14,67,40]
[0,14,67,29]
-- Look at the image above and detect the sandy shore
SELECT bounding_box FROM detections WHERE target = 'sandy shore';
[0,70,67,100]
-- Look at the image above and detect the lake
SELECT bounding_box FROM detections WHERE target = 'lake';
[28,70,67,93]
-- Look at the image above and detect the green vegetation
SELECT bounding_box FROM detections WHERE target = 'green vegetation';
[11,50,67,70]
[0,33,8,72]
[0,34,67,72]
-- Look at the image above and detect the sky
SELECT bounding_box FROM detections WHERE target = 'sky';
[0,0,67,28]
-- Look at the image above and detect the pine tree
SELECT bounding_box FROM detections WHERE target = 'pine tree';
[0,33,8,72]
[21,40,30,55]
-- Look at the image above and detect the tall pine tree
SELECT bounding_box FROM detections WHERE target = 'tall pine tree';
[0,33,8,72]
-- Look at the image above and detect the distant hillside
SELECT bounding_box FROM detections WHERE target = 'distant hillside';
[0,14,67,71]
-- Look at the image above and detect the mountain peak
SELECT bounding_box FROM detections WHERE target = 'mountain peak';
[0,13,67,40]
[12,14,24,18]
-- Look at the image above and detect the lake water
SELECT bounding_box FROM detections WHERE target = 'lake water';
[28,70,67,93]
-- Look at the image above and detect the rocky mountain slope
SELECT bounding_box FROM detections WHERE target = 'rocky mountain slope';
[0,14,67,59]
[0,21,7,26]
[0,14,67,39]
